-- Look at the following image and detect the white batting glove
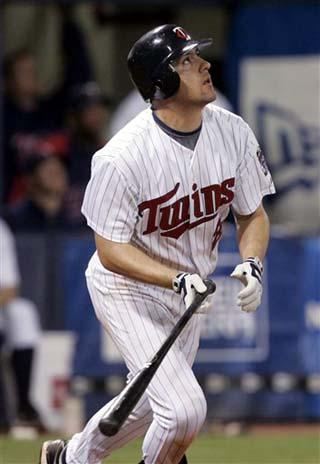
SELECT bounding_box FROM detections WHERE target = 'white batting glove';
[230,257,263,313]
[172,272,208,311]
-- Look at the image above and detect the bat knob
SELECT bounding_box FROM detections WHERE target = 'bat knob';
[99,418,120,436]
[204,279,216,295]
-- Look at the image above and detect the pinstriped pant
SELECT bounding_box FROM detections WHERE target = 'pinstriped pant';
[66,273,207,464]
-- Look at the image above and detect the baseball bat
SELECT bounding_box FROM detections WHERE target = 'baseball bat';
[98,279,216,436]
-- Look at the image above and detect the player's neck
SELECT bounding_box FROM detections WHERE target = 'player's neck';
[154,105,202,133]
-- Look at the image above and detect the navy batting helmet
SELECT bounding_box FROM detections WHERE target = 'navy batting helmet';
[127,24,213,102]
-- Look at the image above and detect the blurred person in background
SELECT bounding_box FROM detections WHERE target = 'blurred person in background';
[0,218,43,432]
[3,49,62,203]
[2,5,94,204]
[3,153,70,232]
[63,82,112,227]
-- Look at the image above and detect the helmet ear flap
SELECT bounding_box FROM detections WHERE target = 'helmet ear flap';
[152,66,180,100]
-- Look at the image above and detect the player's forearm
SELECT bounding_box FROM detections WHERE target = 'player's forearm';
[95,233,178,289]
[0,287,19,307]
[234,204,270,261]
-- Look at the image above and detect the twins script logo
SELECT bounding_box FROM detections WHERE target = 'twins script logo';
[138,178,235,239]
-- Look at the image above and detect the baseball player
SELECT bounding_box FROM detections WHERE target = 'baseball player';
[40,24,275,464]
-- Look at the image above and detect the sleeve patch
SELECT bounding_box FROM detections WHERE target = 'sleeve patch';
[257,147,269,176]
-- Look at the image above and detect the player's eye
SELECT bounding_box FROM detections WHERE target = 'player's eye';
[182,56,191,65]
[171,53,195,69]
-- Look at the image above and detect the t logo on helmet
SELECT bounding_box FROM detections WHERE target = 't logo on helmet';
[173,27,191,40]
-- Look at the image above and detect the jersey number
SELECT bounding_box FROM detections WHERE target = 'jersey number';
[211,218,222,251]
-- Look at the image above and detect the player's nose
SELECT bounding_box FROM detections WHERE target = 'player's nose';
[199,57,211,72]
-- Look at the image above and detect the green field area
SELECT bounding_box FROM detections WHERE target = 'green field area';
[0,433,319,464]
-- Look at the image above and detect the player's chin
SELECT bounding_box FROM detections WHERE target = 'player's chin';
[203,94,216,105]
[202,88,216,104]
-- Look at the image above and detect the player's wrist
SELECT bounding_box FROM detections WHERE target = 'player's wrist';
[244,256,263,275]
[172,272,188,293]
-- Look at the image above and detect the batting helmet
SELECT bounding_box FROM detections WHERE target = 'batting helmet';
[127,24,213,102]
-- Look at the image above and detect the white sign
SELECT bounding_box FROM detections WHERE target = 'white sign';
[240,56,320,234]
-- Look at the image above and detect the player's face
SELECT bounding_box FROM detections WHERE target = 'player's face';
[172,50,216,106]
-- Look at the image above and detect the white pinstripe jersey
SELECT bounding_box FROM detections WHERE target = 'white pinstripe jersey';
[82,104,275,280]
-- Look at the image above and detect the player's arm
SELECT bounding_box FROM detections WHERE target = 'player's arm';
[230,203,270,313]
[84,159,208,306]
[233,202,270,261]
[229,119,275,313]
[95,233,208,309]
[95,233,178,289]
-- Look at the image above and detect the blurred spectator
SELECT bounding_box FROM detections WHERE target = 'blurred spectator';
[3,49,63,202]
[109,87,233,138]
[2,6,94,204]
[3,154,70,232]
[0,218,43,431]
[66,82,111,184]
[3,82,111,231]
[63,82,111,226]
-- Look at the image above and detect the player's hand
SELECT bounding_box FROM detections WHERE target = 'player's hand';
[173,272,208,310]
[230,257,263,313]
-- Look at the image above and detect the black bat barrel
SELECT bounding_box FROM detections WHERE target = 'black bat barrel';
[99,364,157,436]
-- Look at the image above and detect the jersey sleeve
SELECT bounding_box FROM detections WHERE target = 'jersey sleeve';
[81,157,139,242]
[0,219,21,288]
[232,124,275,215]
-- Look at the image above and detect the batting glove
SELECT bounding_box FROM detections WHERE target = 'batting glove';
[173,272,208,311]
[230,257,263,313]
